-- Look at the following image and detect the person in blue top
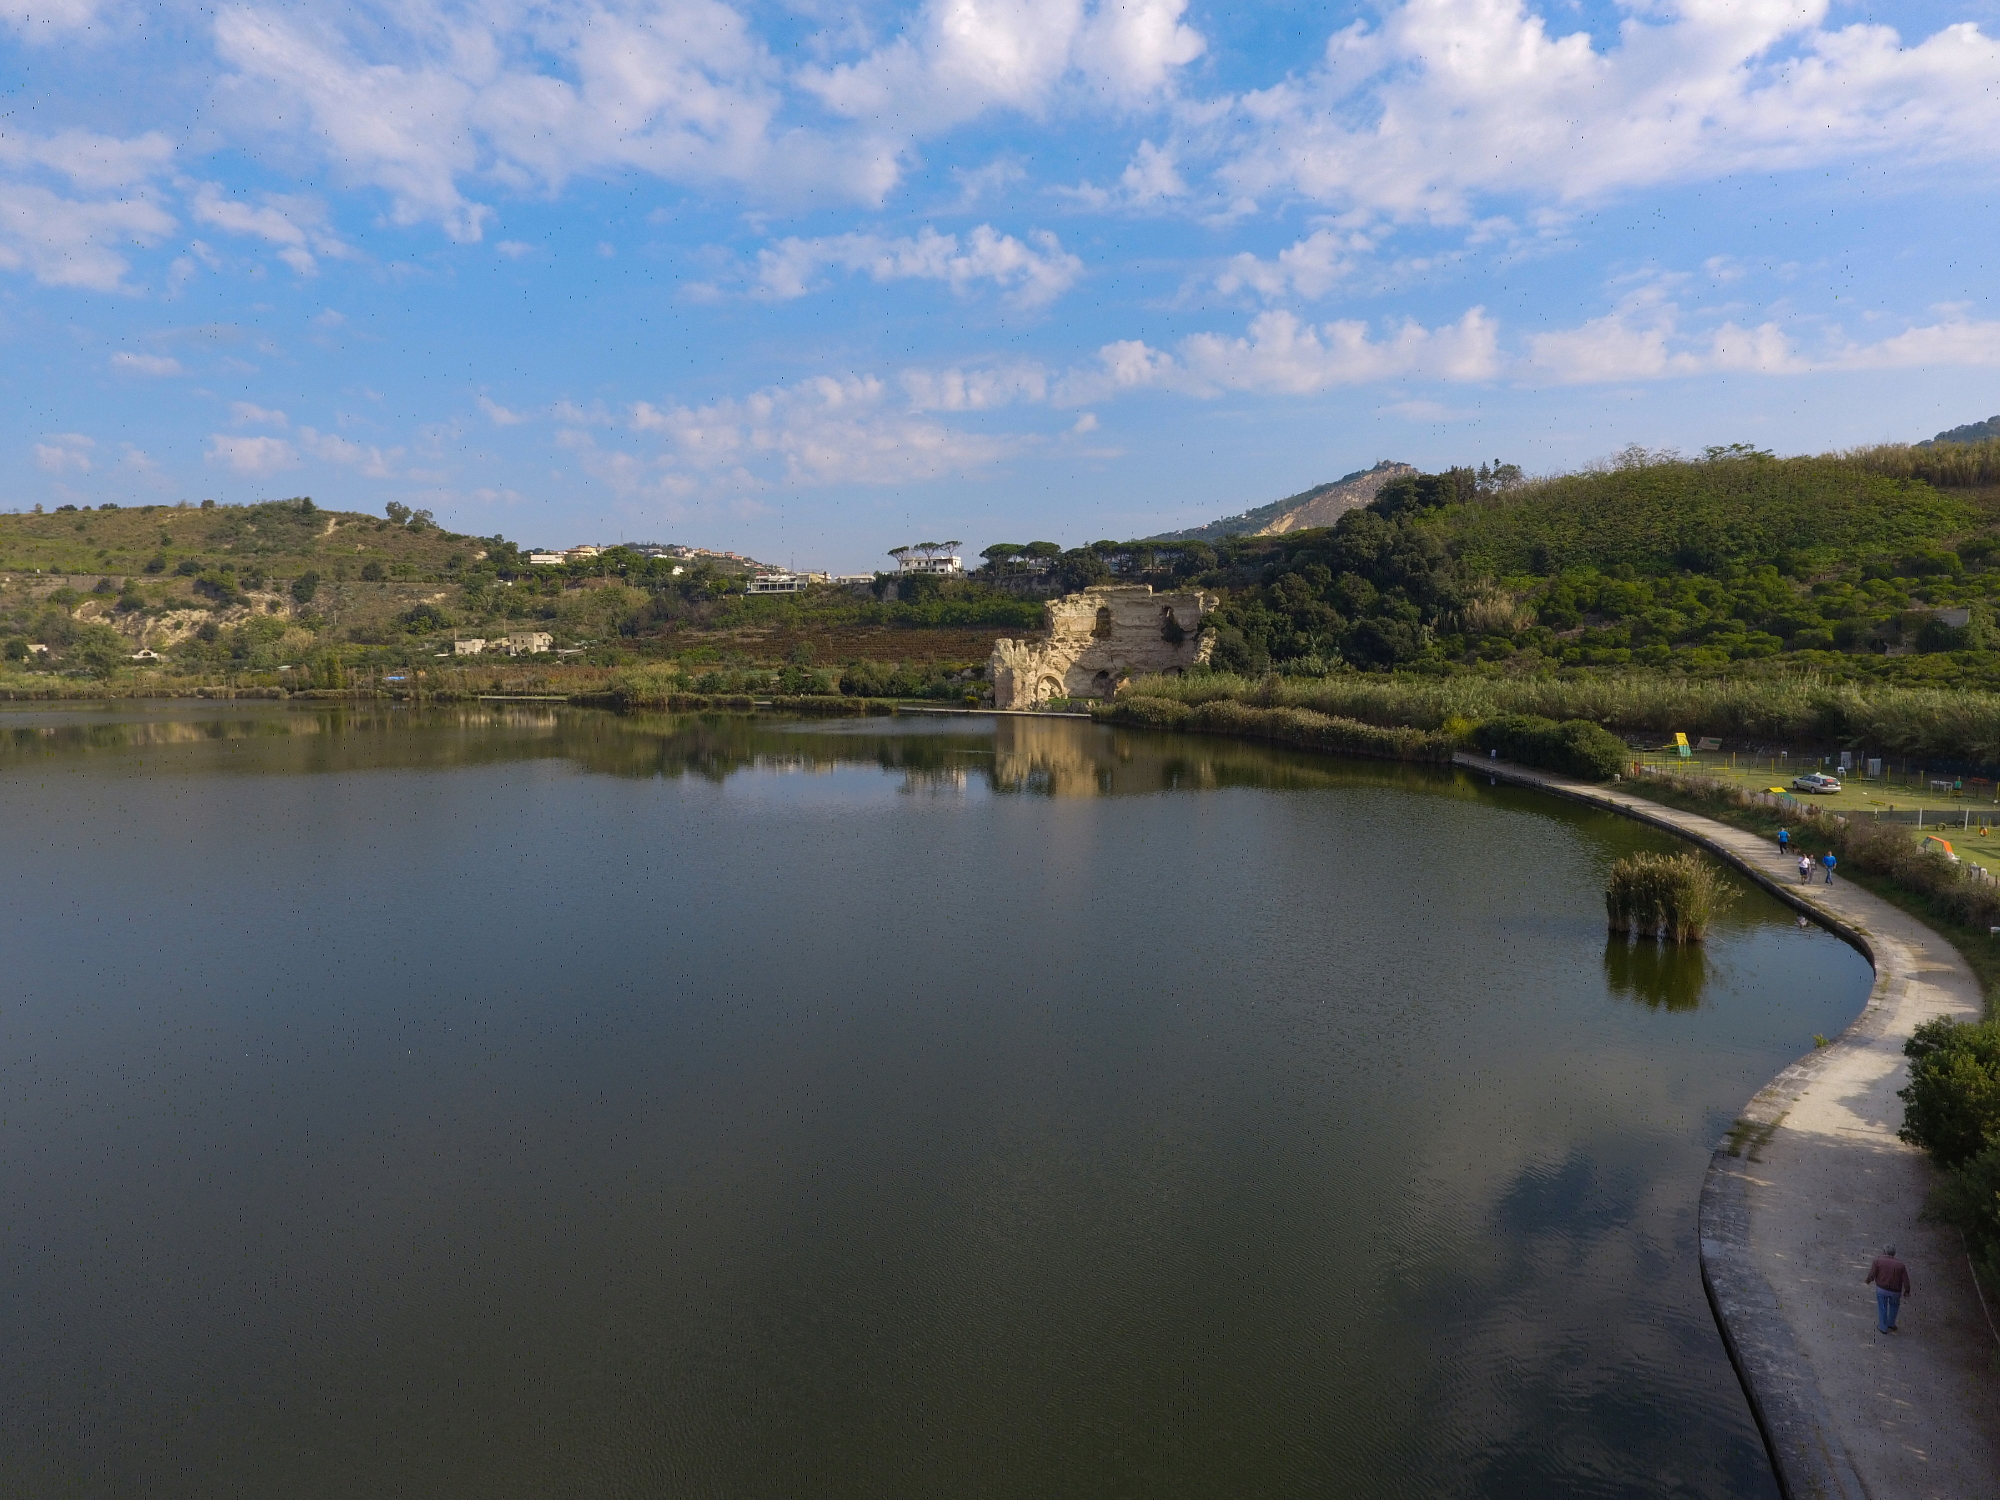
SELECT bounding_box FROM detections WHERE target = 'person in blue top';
[1777,827,1790,853]
[1822,851,1838,884]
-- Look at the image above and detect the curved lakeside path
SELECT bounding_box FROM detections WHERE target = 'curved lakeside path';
[1458,752,1999,1500]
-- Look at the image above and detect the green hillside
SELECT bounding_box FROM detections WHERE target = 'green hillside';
[1008,441,2000,688]
[0,497,495,580]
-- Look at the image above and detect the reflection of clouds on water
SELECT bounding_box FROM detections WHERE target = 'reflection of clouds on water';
[1604,938,1711,1012]
[1407,1143,1780,1498]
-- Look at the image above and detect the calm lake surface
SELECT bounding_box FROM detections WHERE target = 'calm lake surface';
[0,704,1871,1499]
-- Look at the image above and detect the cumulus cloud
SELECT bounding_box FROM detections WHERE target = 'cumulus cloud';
[230,401,288,426]
[212,0,894,237]
[1057,307,1500,401]
[34,433,94,473]
[110,351,183,375]
[210,0,1204,235]
[753,225,1082,306]
[188,180,350,273]
[206,433,299,475]
[478,395,528,426]
[620,373,1019,493]
[900,362,1049,412]
[1215,226,1376,301]
[1522,288,2000,384]
[803,0,1202,130]
[1222,0,2000,220]
[0,125,177,291]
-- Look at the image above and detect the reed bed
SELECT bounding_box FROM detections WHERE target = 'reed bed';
[1120,671,2000,765]
[1095,695,1455,763]
[1605,851,1737,943]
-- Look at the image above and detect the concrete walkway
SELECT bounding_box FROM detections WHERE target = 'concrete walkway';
[1457,753,1999,1500]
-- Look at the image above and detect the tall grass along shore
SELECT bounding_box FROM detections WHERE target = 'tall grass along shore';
[1117,671,2000,766]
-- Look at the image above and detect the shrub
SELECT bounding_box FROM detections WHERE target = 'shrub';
[1898,1018,2000,1169]
[1473,714,1629,781]
[608,663,685,708]
[1924,1140,2000,1291]
[360,561,386,582]
[1605,851,1737,942]
[291,571,320,604]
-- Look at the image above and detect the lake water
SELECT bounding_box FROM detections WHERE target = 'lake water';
[0,704,1872,1498]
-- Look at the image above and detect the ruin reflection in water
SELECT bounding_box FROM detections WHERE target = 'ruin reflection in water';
[0,703,1870,1499]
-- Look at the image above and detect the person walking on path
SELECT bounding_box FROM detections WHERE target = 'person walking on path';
[1823,851,1838,884]
[1866,1246,1912,1333]
[1778,826,1791,854]
[1799,853,1814,884]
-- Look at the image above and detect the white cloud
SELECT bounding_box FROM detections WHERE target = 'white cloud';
[1061,138,1190,209]
[299,426,400,478]
[34,433,93,474]
[110,351,184,376]
[188,180,350,273]
[1223,0,2000,220]
[212,0,894,238]
[496,241,533,259]
[230,401,289,427]
[1057,307,1500,401]
[625,373,1019,491]
[211,0,1203,236]
[0,128,175,191]
[754,225,1082,306]
[0,0,105,36]
[0,126,175,291]
[478,394,528,426]
[1522,289,2000,385]
[206,433,299,475]
[0,180,174,291]
[1216,226,1375,301]
[900,362,1050,411]
[803,0,1202,132]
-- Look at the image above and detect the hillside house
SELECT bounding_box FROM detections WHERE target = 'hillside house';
[453,639,487,656]
[503,632,553,655]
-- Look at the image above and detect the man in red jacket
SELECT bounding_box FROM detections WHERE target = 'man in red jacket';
[1866,1245,1912,1333]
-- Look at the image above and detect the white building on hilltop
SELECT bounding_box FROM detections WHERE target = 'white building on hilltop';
[891,541,963,576]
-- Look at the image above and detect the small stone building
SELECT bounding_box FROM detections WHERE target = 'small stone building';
[989,584,1215,708]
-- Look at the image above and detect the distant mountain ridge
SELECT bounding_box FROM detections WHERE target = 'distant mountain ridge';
[1148,461,1417,542]
[1920,415,2000,448]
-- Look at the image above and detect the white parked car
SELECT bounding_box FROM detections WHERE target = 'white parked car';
[1792,772,1843,794]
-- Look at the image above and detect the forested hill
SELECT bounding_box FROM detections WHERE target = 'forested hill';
[1923,415,2000,448]
[1059,440,2000,687]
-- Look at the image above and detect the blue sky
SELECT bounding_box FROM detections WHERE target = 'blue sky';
[4,0,1999,571]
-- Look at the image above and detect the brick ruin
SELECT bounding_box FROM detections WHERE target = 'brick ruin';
[989,584,1216,709]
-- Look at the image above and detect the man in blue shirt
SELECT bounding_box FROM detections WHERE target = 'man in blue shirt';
[1822,851,1838,884]
[1777,827,1790,854]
